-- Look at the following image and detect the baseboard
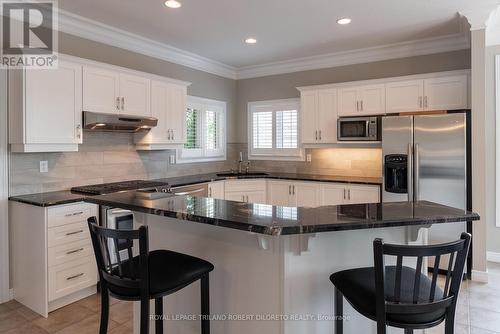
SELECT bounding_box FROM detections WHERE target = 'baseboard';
[487,251,500,263]
[471,269,489,283]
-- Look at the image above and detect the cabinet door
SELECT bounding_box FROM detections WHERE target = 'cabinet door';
[168,84,187,144]
[359,84,385,115]
[208,181,225,200]
[386,80,424,113]
[347,184,380,204]
[119,73,151,117]
[317,89,337,143]
[424,75,467,111]
[267,181,292,206]
[293,182,319,207]
[319,183,346,206]
[25,61,82,144]
[338,87,359,116]
[300,91,318,143]
[246,191,267,205]
[83,66,119,114]
[224,192,246,203]
[149,80,170,143]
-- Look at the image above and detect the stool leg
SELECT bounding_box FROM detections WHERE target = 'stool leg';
[99,283,109,334]
[155,298,163,334]
[201,274,210,334]
[334,287,343,334]
[140,296,150,334]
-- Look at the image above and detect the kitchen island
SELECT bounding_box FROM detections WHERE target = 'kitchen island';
[85,192,478,334]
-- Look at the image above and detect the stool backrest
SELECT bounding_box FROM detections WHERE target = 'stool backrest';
[88,217,149,292]
[373,232,471,323]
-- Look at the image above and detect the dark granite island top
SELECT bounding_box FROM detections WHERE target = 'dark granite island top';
[84,191,479,235]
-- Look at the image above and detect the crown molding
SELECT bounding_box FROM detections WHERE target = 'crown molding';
[57,9,471,81]
[236,33,470,79]
[57,9,238,79]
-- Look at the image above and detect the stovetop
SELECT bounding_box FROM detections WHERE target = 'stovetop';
[71,180,169,195]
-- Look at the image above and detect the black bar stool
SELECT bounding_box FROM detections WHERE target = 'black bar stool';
[330,232,471,334]
[87,217,214,334]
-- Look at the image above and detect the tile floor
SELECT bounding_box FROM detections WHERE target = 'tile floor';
[1,263,500,333]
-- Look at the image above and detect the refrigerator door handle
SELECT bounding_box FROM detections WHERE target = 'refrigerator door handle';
[414,143,420,201]
[408,143,413,202]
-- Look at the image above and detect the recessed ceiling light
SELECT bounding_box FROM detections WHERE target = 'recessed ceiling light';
[164,0,181,9]
[337,17,352,25]
[245,38,257,44]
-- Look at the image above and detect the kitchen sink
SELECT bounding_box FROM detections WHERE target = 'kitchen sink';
[216,172,269,177]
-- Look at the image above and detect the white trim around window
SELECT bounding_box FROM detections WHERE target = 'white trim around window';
[177,96,227,164]
[248,98,304,161]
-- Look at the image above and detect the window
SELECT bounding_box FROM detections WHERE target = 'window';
[178,96,226,163]
[248,98,304,160]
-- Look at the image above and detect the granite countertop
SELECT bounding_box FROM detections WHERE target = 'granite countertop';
[84,191,479,235]
[9,172,382,207]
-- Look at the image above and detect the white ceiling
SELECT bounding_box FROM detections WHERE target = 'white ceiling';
[58,0,500,69]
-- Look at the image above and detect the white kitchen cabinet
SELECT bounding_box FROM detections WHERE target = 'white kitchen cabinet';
[347,184,381,204]
[83,65,151,117]
[9,60,83,153]
[118,73,151,116]
[208,181,225,200]
[267,180,319,207]
[82,66,120,114]
[424,75,467,111]
[299,88,337,144]
[320,183,380,205]
[10,201,98,317]
[135,79,189,150]
[338,84,385,116]
[225,180,267,204]
[386,80,424,113]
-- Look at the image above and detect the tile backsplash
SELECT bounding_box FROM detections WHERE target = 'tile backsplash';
[9,132,382,196]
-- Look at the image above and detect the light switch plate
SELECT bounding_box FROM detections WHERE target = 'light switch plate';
[39,161,48,173]
[306,154,312,162]
[169,155,176,164]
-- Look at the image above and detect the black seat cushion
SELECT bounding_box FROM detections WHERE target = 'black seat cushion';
[330,266,446,325]
[108,250,214,298]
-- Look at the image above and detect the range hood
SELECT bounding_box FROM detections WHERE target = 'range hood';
[83,111,158,132]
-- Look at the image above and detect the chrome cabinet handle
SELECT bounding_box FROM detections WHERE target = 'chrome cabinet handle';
[171,130,174,140]
[76,125,82,140]
[315,130,318,141]
[121,97,124,111]
[424,96,428,109]
[348,189,351,200]
[418,96,423,108]
[356,101,359,112]
[65,230,83,236]
[343,188,346,200]
[66,273,84,281]
[319,130,322,140]
[292,185,295,195]
[65,211,84,217]
[288,185,291,195]
[66,248,84,255]
[167,129,171,140]
[360,100,363,111]
[116,97,120,110]
[208,187,212,197]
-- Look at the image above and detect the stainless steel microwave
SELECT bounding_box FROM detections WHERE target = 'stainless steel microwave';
[337,116,381,141]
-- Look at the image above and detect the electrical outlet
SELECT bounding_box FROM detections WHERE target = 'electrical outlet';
[39,161,48,173]
[306,154,312,162]
[169,155,176,164]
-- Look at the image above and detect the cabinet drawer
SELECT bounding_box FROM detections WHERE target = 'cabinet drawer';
[48,203,96,228]
[48,256,97,302]
[48,238,93,267]
[224,180,266,193]
[48,221,90,247]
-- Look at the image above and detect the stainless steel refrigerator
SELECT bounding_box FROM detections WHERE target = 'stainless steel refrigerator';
[382,113,469,268]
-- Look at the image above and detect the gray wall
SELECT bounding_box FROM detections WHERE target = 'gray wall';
[236,50,471,143]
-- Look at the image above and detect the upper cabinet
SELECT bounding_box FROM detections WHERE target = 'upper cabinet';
[83,66,151,117]
[424,75,468,111]
[338,84,385,116]
[300,88,338,144]
[9,60,83,153]
[134,79,188,150]
[386,80,424,113]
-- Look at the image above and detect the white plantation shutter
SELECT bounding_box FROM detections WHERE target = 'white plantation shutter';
[249,99,302,160]
[179,97,226,162]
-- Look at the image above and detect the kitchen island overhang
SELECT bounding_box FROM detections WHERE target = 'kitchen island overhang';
[84,193,479,334]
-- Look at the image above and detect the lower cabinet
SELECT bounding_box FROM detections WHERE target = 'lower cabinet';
[224,180,267,204]
[267,181,319,207]
[208,181,225,200]
[319,183,380,205]
[10,201,98,317]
